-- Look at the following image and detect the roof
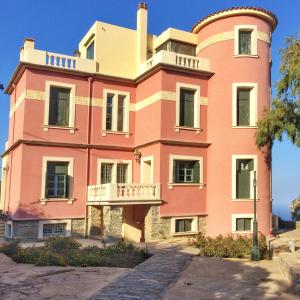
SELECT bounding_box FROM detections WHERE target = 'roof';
[192,7,278,33]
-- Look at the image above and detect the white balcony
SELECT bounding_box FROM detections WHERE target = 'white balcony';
[139,50,210,75]
[20,47,97,74]
[87,183,161,205]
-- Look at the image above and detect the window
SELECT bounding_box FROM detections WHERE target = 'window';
[49,87,70,126]
[232,155,257,200]
[169,155,203,186]
[232,83,257,127]
[236,218,251,231]
[180,89,195,127]
[156,40,196,56]
[117,164,128,183]
[174,160,199,183]
[46,162,69,198]
[175,219,192,233]
[234,25,257,56]
[5,222,12,238]
[238,31,251,55]
[86,41,94,59]
[176,83,200,129]
[44,81,76,132]
[43,223,67,237]
[103,90,130,132]
[237,89,250,126]
[41,157,73,202]
[98,159,132,184]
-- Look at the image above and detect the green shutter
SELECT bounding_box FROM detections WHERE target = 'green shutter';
[180,89,194,127]
[192,161,200,183]
[236,159,251,199]
[239,31,251,54]
[237,89,250,126]
[49,87,70,126]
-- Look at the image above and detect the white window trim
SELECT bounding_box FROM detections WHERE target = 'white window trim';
[102,89,130,133]
[176,83,201,129]
[169,155,204,188]
[5,221,13,238]
[171,216,198,235]
[38,219,71,239]
[232,83,258,127]
[232,214,255,233]
[44,81,76,133]
[140,156,154,184]
[232,155,258,200]
[234,25,258,56]
[40,156,74,203]
[97,158,133,184]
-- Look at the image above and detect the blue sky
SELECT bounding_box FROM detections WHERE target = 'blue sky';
[0,0,299,219]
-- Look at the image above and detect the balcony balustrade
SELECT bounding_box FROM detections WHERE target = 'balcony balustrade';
[87,183,161,205]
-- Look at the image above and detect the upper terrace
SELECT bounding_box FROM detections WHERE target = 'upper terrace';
[16,3,210,84]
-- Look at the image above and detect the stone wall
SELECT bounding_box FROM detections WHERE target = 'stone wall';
[71,219,85,237]
[198,216,206,234]
[12,220,39,241]
[102,206,123,242]
[144,205,160,241]
[159,217,172,239]
[88,205,102,237]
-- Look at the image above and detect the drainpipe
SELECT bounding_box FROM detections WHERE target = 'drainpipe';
[7,83,17,214]
[84,76,94,237]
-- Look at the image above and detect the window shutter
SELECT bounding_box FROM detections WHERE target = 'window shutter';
[180,89,194,127]
[236,159,251,199]
[173,161,177,183]
[237,89,250,126]
[192,161,200,183]
[239,31,251,55]
[248,159,254,171]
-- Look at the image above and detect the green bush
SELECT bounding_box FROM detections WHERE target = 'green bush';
[13,247,43,264]
[45,237,81,253]
[195,233,269,259]
[0,240,21,256]
[36,250,66,266]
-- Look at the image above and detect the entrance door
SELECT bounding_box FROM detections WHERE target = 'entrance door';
[122,205,145,243]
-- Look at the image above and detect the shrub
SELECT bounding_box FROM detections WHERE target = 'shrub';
[36,250,66,266]
[195,233,269,259]
[45,237,81,253]
[13,247,43,264]
[0,239,21,256]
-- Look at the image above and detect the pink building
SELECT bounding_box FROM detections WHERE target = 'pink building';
[1,5,277,242]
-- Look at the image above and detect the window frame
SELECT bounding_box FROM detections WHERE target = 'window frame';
[97,158,132,184]
[102,89,130,133]
[44,81,76,132]
[232,155,257,200]
[176,83,201,129]
[234,25,258,56]
[86,40,95,60]
[38,219,71,239]
[41,157,74,203]
[171,216,198,235]
[169,155,203,188]
[232,83,257,127]
[232,214,254,233]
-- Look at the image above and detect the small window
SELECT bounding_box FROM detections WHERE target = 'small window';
[49,87,70,126]
[237,89,250,126]
[101,163,113,184]
[156,40,195,56]
[174,160,200,183]
[104,92,128,132]
[180,88,195,127]
[239,30,252,55]
[175,219,192,233]
[236,159,254,199]
[236,218,251,231]
[117,163,128,183]
[43,223,67,238]
[46,162,69,198]
[5,223,12,238]
[86,41,94,60]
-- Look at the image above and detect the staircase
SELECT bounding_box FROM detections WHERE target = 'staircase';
[0,220,5,238]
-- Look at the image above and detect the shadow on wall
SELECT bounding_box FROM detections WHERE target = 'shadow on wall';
[13,201,47,220]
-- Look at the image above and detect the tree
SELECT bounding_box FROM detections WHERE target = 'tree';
[256,31,300,148]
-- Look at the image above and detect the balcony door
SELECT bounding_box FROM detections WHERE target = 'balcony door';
[140,156,154,184]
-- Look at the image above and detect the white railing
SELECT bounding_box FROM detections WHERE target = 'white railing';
[139,50,210,75]
[20,48,97,73]
[87,183,161,204]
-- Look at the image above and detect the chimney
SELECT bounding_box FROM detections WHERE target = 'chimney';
[137,3,148,66]
[24,37,35,49]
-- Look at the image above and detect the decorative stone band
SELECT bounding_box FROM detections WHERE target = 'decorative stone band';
[196,30,270,54]
[10,89,208,117]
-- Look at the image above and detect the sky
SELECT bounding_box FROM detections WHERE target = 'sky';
[0,0,299,220]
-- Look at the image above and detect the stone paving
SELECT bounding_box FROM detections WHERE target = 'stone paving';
[90,250,193,300]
